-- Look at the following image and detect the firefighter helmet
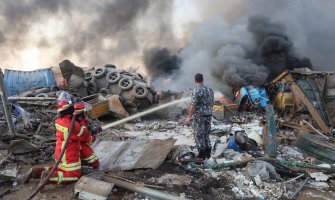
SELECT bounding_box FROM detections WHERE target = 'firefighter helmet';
[57,91,72,104]
[74,101,85,115]
[57,99,72,113]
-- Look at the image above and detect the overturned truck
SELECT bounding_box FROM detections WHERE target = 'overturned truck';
[5,60,159,118]
[59,60,159,117]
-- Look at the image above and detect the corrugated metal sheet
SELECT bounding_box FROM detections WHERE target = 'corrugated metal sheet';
[4,68,56,96]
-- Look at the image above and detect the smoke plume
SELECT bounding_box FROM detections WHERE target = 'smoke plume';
[144,0,333,95]
[143,47,180,78]
[1,0,335,96]
[0,0,175,69]
[248,16,311,81]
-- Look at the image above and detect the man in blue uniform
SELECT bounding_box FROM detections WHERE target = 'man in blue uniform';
[185,73,214,159]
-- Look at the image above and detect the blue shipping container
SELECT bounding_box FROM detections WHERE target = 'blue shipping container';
[4,68,56,96]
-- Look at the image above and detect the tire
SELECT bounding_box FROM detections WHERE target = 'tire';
[118,78,134,90]
[85,71,93,81]
[36,93,49,98]
[132,85,148,98]
[31,86,43,90]
[106,72,121,84]
[136,73,144,80]
[87,81,99,95]
[20,91,35,97]
[93,66,107,79]
[99,88,109,96]
[104,64,116,68]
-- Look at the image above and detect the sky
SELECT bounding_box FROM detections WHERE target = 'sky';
[0,0,334,75]
[0,0,199,70]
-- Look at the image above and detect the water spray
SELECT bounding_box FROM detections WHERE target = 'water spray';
[101,97,190,130]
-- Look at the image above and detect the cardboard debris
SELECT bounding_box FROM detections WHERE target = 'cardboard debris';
[9,140,38,155]
[75,176,114,200]
[93,139,176,170]
[151,174,192,186]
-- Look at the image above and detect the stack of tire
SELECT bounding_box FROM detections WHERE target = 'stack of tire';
[19,86,59,98]
[84,64,159,110]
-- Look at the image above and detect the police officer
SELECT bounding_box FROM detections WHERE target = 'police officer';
[185,73,214,159]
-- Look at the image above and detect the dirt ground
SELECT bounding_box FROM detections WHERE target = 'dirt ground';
[0,162,236,200]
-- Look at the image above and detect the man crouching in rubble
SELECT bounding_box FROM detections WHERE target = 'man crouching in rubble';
[185,73,214,159]
[23,92,100,184]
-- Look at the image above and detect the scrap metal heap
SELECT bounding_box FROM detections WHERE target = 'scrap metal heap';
[1,67,335,199]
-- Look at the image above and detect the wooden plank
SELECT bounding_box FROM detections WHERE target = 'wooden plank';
[286,74,330,134]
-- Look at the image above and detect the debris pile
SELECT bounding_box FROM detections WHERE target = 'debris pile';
[1,66,335,199]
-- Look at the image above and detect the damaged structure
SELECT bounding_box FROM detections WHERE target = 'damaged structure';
[1,64,335,199]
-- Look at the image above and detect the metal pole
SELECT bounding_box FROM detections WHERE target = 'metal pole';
[0,68,15,138]
[100,175,191,200]
[8,97,57,101]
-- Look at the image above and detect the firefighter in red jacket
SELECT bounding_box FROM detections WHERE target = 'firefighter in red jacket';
[23,94,96,184]
[73,101,100,169]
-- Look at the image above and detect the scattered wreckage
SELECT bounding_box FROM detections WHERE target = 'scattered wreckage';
[1,66,335,199]
[4,59,159,119]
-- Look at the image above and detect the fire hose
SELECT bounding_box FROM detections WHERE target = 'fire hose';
[26,115,76,200]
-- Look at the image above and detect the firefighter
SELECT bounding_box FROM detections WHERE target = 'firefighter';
[73,101,100,169]
[23,92,96,184]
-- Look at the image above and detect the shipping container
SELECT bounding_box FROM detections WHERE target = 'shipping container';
[4,68,56,96]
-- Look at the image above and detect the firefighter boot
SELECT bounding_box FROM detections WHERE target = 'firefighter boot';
[197,148,206,159]
[205,147,212,159]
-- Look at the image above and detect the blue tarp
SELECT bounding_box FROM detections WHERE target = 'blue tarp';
[227,136,242,152]
[239,85,268,108]
[4,68,56,96]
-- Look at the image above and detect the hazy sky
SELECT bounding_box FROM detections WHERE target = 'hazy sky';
[1,0,334,73]
[0,0,200,70]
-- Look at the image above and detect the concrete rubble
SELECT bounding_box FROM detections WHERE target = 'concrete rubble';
[0,67,335,199]
[92,139,176,170]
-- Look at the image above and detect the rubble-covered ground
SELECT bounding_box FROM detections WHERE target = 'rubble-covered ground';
[1,105,335,199]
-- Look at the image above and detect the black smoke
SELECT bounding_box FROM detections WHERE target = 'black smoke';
[143,47,180,78]
[248,16,312,81]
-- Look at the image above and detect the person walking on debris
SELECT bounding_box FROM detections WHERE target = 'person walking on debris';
[73,101,100,169]
[185,73,214,159]
[23,92,97,184]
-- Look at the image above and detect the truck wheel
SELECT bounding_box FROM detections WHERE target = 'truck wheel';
[132,85,148,98]
[104,64,116,68]
[99,88,109,96]
[118,78,134,90]
[87,82,98,94]
[85,71,93,81]
[106,72,121,84]
[21,91,35,97]
[93,66,106,79]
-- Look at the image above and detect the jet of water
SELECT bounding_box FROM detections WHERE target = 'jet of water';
[101,97,191,130]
